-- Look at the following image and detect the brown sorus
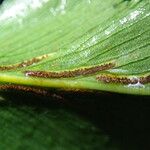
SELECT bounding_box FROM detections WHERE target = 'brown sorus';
[25,63,115,78]
[0,54,49,71]
[0,84,64,100]
[96,74,150,84]
[0,85,48,95]
[139,75,150,84]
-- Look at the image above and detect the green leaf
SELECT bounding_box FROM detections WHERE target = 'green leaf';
[0,0,150,95]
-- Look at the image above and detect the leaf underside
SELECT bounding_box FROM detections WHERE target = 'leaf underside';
[0,0,150,95]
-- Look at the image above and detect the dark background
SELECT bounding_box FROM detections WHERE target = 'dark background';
[0,0,3,5]
[1,90,150,150]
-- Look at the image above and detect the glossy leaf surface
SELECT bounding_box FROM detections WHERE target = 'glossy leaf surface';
[0,0,150,95]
